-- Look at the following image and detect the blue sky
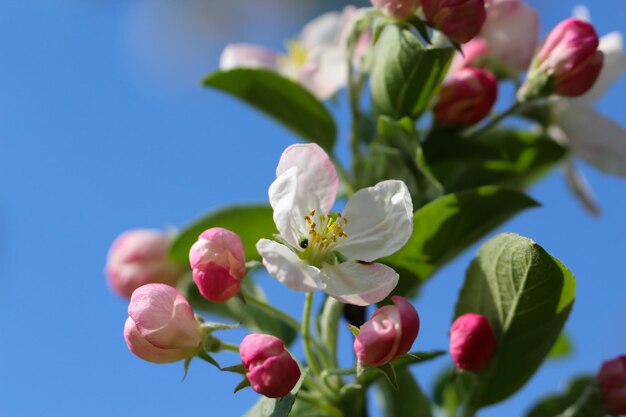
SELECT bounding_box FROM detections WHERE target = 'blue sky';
[1,1,625,416]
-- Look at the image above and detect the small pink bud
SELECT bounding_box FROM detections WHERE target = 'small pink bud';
[480,0,539,72]
[189,228,246,303]
[450,313,496,371]
[106,229,182,299]
[422,0,486,44]
[353,296,420,367]
[597,355,626,415]
[449,38,490,74]
[521,18,604,98]
[124,284,203,364]
[370,0,421,19]
[435,68,498,126]
[240,334,301,398]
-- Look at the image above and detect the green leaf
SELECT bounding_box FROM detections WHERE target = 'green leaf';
[549,332,574,360]
[377,369,433,417]
[424,129,566,193]
[370,25,454,119]
[179,273,298,345]
[525,376,604,417]
[234,378,252,394]
[382,186,539,296]
[359,351,445,387]
[169,205,275,265]
[455,233,576,408]
[356,116,443,208]
[203,69,336,150]
[243,374,303,417]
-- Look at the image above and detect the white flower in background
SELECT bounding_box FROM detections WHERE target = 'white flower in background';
[554,31,626,176]
[219,6,358,100]
[256,144,413,306]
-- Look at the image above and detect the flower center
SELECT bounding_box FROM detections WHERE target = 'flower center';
[300,209,348,266]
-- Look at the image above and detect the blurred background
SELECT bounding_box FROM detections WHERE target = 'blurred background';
[0,0,625,416]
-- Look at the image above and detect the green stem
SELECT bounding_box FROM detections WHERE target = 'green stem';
[243,290,301,331]
[322,368,357,376]
[348,59,364,161]
[218,341,240,352]
[331,155,355,197]
[464,101,523,140]
[302,292,323,377]
[297,391,343,417]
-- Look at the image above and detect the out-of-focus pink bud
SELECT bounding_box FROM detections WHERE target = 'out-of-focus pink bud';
[240,334,301,398]
[597,355,626,415]
[106,229,182,299]
[480,0,538,72]
[521,18,604,99]
[353,296,420,367]
[189,228,246,303]
[449,38,490,74]
[435,68,498,126]
[422,0,486,44]
[124,284,203,364]
[450,313,496,371]
[370,0,421,19]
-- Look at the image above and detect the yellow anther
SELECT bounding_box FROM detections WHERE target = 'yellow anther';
[309,209,316,216]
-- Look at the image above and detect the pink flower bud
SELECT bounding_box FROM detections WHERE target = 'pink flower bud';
[189,228,246,303]
[522,18,604,98]
[106,229,182,299]
[597,355,626,415]
[124,284,203,364]
[480,0,539,72]
[435,68,498,126]
[450,313,496,371]
[370,0,421,19]
[240,334,301,398]
[353,296,420,367]
[449,38,490,74]
[422,0,486,44]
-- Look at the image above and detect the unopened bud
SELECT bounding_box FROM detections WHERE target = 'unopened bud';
[597,355,626,415]
[520,18,604,99]
[435,68,498,126]
[124,284,203,364]
[353,296,420,367]
[422,0,486,44]
[106,229,182,299]
[450,313,496,371]
[240,334,301,398]
[189,228,246,303]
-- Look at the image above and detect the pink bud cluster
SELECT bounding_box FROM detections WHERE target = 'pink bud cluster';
[106,229,182,299]
[597,355,626,415]
[353,296,420,367]
[435,68,498,127]
[240,334,301,398]
[450,313,496,371]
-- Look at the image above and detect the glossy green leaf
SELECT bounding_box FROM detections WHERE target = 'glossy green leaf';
[456,233,576,408]
[179,273,297,345]
[525,376,604,417]
[203,69,336,150]
[370,25,454,119]
[355,116,443,208]
[424,129,566,193]
[549,332,574,360]
[382,186,539,296]
[377,369,433,417]
[169,205,275,265]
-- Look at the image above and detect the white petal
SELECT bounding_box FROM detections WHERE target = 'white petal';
[276,143,339,214]
[268,166,302,249]
[298,46,348,100]
[564,158,600,215]
[320,261,399,306]
[256,239,324,292]
[575,32,626,105]
[337,180,413,262]
[299,11,343,49]
[572,5,591,22]
[219,44,278,71]
[561,104,626,176]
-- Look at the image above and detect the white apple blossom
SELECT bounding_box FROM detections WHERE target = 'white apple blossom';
[256,144,413,306]
[219,6,358,100]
